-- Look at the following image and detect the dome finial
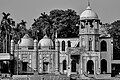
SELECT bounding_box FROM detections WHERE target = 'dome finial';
[88,0,90,7]
[86,0,91,10]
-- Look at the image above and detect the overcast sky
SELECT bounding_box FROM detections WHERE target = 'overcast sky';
[0,0,119,29]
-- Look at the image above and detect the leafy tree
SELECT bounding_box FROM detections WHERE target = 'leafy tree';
[106,20,120,60]
[31,12,51,40]
[31,9,80,41]
[50,9,80,38]
[11,20,27,44]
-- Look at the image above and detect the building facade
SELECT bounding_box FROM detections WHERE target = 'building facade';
[0,2,119,79]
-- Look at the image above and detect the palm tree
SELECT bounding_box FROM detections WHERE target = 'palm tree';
[0,12,15,53]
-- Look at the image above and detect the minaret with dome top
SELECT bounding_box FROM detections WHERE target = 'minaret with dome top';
[75,0,104,76]
[79,0,101,51]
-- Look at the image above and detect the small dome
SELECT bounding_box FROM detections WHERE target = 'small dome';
[38,35,53,48]
[80,6,98,20]
[19,34,34,47]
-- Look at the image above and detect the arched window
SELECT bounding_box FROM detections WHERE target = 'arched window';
[71,60,76,72]
[101,59,107,74]
[87,60,94,74]
[62,41,65,51]
[63,60,67,70]
[101,40,107,51]
[68,41,71,47]
[88,38,92,51]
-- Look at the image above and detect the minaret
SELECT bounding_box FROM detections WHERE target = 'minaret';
[55,31,60,74]
[79,0,101,51]
[33,39,38,74]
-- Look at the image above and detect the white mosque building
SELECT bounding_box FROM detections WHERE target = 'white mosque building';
[0,2,120,80]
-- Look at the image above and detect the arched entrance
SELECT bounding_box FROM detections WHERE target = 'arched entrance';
[87,60,94,74]
[101,59,107,74]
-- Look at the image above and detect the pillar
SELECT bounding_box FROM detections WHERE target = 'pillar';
[10,40,14,74]
[67,54,71,76]
[55,40,60,74]
[95,57,98,75]
[80,56,83,74]
[84,57,87,73]
[78,55,81,74]
[11,40,14,55]
[39,54,43,73]
[93,59,96,75]
[82,57,86,74]
[93,36,95,51]
[33,39,38,74]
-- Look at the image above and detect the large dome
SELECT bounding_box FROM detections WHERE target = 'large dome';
[19,34,34,47]
[38,35,53,48]
[80,6,98,20]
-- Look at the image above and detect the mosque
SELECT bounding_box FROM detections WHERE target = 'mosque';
[0,1,119,80]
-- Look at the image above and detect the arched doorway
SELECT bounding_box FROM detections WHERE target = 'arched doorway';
[101,59,107,74]
[87,60,94,74]
[71,60,76,72]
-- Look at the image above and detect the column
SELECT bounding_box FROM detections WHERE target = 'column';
[84,57,87,73]
[49,54,52,73]
[79,55,81,74]
[95,57,99,75]
[98,53,101,73]
[93,36,95,51]
[67,54,71,76]
[8,61,10,73]
[79,36,82,47]
[51,53,54,73]
[61,63,63,74]
[0,62,1,74]
[11,40,14,55]
[55,40,60,74]
[39,54,43,73]
[55,52,59,74]
[33,39,38,74]
[94,59,96,75]
[81,56,83,74]
[86,36,89,51]
[82,57,86,74]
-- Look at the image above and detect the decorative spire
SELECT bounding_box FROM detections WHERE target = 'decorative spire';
[88,0,90,7]
[86,0,91,10]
